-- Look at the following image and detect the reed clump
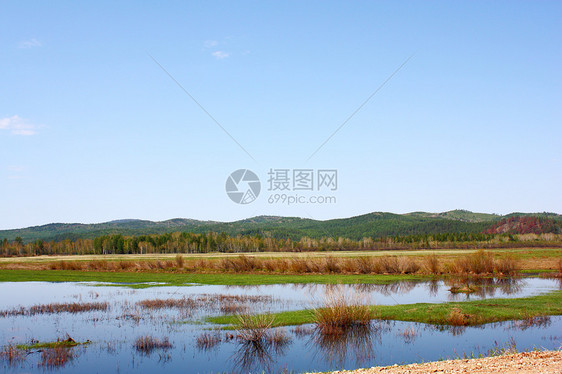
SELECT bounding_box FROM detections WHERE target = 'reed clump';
[0,302,109,317]
[494,255,519,275]
[235,314,275,342]
[136,298,196,310]
[424,254,440,274]
[0,345,25,366]
[134,336,172,355]
[313,285,373,335]
[196,331,221,350]
[175,254,184,268]
[447,308,471,326]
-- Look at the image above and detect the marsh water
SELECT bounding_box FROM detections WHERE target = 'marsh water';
[0,277,560,373]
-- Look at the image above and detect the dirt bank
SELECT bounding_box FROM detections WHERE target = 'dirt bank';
[314,350,562,374]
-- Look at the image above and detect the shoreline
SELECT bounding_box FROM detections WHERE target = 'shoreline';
[310,350,562,373]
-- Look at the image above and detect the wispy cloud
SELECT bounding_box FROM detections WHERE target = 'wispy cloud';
[7,165,26,172]
[204,40,218,48]
[211,51,230,60]
[0,115,39,136]
[18,38,42,49]
[5,166,27,181]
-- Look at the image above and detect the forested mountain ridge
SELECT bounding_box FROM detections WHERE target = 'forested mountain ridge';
[1,210,560,243]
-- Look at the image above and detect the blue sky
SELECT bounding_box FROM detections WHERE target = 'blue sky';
[1,1,561,229]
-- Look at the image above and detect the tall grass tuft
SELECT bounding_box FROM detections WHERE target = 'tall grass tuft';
[134,336,172,355]
[235,314,275,342]
[424,254,440,274]
[196,331,221,351]
[469,249,494,274]
[175,254,184,268]
[494,255,519,275]
[0,345,25,366]
[313,285,373,335]
[447,308,470,326]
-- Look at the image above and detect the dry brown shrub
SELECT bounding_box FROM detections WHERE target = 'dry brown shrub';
[447,307,470,326]
[323,256,341,273]
[398,257,420,274]
[355,256,376,274]
[288,258,308,273]
[235,314,274,342]
[379,256,400,274]
[196,331,221,350]
[494,256,519,275]
[468,249,494,274]
[134,336,172,355]
[313,285,373,335]
[175,254,184,268]
[424,254,440,274]
[0,345,25,366]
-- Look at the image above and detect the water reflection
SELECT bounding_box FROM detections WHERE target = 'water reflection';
[507,316,551,331]
[445,277,524,301]
[230,328,291,374]
[308,323,385,368]
[0,278,560,374]
[428,279,440,297]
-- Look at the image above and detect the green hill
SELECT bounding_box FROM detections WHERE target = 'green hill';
[3,210,557,243]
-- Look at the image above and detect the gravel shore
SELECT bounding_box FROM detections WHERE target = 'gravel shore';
[311,350,562,374]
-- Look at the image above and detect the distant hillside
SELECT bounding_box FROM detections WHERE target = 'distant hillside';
[1,210,560,243]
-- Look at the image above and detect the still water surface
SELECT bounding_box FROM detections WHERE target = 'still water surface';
[0,277,560,373]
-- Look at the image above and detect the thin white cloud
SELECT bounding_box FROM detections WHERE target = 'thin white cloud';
[211,51,230,60]
[204,40,218,48]
[18,38,42,49]
[7,165,26,172]
[0,115,39,136]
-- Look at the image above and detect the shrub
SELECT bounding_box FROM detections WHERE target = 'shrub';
[313,285,373,335]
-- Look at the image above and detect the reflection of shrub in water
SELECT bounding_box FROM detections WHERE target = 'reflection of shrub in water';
[397,326,419,344]
[231,325,291,373]
[220,302,248,315]
[445,277,523,300]
[292,325,315,337]
[310,323,378,367]
[509,315,551,331]
[0,345,25,366]
[39,347,77,368]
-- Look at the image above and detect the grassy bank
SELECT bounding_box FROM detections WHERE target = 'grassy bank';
[16,340,88,350]
[208,290,562,327]
[0,269,428,286]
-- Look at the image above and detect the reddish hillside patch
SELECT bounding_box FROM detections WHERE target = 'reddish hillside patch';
[485,216,561,234]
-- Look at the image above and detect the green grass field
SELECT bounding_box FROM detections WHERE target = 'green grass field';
[0,269,428,286]
[208,290,562,327]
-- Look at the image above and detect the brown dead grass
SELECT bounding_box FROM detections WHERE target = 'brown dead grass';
[2,248,559,275]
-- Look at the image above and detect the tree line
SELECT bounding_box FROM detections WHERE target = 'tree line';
[1,231,560,257]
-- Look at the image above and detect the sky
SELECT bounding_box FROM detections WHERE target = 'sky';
[1,1,561,229]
